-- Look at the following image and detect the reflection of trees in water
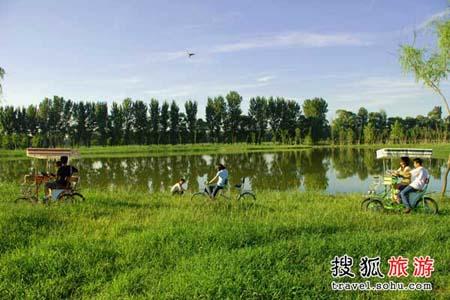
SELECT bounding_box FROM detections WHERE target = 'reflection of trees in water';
[331,148,378,180]
[362,149,383,176]
[0,150,447,192]
[427,160,442,179]
[0,159,34,182]
[299,149,329,191]
[331,148,359,179]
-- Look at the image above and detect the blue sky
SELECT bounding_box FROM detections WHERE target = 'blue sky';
[1,0,449,118]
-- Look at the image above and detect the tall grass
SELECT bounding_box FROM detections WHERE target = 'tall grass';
[0,182,448,299]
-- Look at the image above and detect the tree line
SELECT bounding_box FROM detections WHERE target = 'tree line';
[0,91,448,149]
[331,106,450,144]
[0,92,328,148]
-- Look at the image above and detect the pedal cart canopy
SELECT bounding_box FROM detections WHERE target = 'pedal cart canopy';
[26,148,80,160]
[376,148,432,159]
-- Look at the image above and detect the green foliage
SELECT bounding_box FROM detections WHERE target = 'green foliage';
[149,99,160,144]
[94,102,108,146]
[109,102,123,146]
[205,96,226,143]
[267,97,302,144]
[294,128,301,144]
[332,109,358,145]
[303,129,313,145]
[390,120,405,143]
[225,91,242,143]
[169,101,180,145]
[400,19,450,114]
[248,96,268,144]
[121,98,134,145]
[132,100,147,145]
[184,100,198,144]
[363,123,376,144]
[302,98,328,143]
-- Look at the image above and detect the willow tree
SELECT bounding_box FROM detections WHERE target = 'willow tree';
[400,19,450,196]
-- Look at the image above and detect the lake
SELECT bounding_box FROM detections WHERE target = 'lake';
[0,148,447,194]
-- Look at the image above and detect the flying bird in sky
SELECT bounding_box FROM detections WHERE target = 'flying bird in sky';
[187,51,195,58]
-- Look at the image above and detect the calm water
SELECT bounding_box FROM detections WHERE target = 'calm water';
[0,148,447,194]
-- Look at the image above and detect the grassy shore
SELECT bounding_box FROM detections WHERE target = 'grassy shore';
[0,183,448,299]
[0,143,449,160]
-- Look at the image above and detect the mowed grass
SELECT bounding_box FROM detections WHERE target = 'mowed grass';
[1,142,448,160]
[0,182,449,299]
[0,144,312,161]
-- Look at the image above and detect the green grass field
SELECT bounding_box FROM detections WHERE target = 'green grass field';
[0,183,448,299]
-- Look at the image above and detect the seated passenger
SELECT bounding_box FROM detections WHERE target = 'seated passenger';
[44,156,78,200]
[394,157,411,203]
[171,178,186,195]
[207,164,228,199]
[399,158,429,213]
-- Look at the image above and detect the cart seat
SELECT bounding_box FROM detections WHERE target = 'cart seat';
[51,189,65,200]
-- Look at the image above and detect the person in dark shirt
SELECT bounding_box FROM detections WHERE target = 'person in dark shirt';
[44,156,78,199]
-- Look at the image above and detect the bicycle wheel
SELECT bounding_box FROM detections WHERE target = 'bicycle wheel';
[15,196,38,204]
[361,197,372,210]
[415,197,438,215]
[70,192,85,203]
[191,192,208,201]
[364,199,384,212]
[58,192,85,204]
[238,192,256,201]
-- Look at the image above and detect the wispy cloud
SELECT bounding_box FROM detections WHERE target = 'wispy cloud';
[257,75,275,83]
[143,84,194,98]
[331,76,450,111]
[120,77,142,84]
[144,50,188,63]
[338,76,426,99]
[142,78,270,99]
[63,76,143,87]
[212,31,371,53]
[183,11,243,31]
[121,31,371,67]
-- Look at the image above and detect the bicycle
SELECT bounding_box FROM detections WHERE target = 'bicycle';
[191,177,256,201]
[14,148,85,205]
[361,148,438,215]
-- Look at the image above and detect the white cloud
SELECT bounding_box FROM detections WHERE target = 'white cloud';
[257,75,275,83]
[212,31,370,53]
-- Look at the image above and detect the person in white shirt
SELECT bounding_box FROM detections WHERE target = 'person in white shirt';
[399,158,429,213]
[207,164,228,199]
[170,178,186,195]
